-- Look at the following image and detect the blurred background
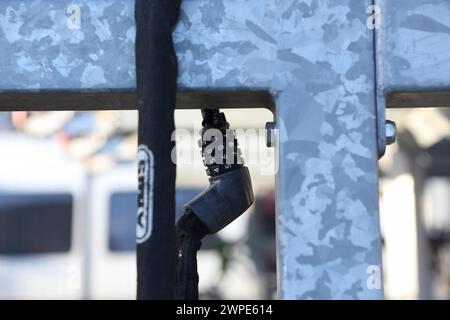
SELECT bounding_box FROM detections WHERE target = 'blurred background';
[380,108,450,300]
[0,107,448,300]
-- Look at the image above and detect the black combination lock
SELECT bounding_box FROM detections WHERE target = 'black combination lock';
[182,109,254,235]
[199,109,244,177]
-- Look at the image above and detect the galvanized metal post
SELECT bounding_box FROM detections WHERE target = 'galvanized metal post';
[272,1,383,299]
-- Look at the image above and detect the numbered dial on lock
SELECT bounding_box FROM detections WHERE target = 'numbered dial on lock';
[199,111,244,177]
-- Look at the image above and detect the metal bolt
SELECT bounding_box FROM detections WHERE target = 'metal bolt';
[266,122,276,148]
[385,120,397,146]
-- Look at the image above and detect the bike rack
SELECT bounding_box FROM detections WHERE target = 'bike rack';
[0,0,449,299]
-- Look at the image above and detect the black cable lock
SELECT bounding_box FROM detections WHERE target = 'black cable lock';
[175,109,255,300]
[135,0,181,300]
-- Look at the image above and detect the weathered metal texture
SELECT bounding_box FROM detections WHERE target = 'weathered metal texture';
[0,0,136,90]
[376,0,450,98]
[271,1,382,300]
[0,0,383,299]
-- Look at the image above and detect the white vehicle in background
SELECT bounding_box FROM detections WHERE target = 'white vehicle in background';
[0,134,86,299]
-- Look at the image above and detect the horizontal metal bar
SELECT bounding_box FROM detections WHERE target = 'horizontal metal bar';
[0,90,275,112]
[387,91,450,109]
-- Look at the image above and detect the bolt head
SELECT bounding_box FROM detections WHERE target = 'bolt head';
[265,122,276,148]
[385,120,397,146]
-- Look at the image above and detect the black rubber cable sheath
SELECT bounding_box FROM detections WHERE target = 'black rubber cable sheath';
[175,213,209,300]
[135,0,181,300]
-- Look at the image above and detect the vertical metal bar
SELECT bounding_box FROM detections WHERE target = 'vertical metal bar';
[275,0,384,299]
